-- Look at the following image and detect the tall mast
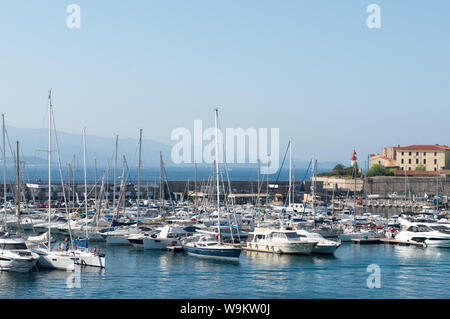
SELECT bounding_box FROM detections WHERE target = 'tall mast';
[48,90,52,251]
[137,129,142,219]
[16,141,22,234]
[214,108,221,244]
[311,156,315,211]
[288,138,292,207]
[94,158,97,201]
[113,135,118,209]
[194,161,198,206]
[436,164,439,211]
[159,151,164,214]
[72,154,76,208]
[83,127,88,239]
[256,159,260,208]
[2,114,7,230]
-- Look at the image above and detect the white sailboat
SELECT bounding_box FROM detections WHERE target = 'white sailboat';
[28,90,76,271]
[182,108,241,259]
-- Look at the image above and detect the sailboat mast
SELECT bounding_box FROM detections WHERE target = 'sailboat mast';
[113,135,118,209]
[257,159,260,208]
[214,108,221,243]
[16,141,21,234]
[159,151,164,214]
[312,156,316,211]
[2,114,7,229]
[137,129,142,219]
[72,154,76,208]
[288,138,292,207]
[83,128,88,239]
[94,158,97,201]
[48,90,52,251]
[194,161,198,206]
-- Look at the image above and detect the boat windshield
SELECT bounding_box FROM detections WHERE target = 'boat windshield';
[1,243,28,250]
[407,225,433,232]
[285,232,299,239]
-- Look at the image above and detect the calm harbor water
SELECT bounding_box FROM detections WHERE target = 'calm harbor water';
[1,243,449,299]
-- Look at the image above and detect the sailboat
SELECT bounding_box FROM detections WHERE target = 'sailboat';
[27,90,76,271]
[182,108,241,259]
[0,138,40,272]
[67,128,106,268]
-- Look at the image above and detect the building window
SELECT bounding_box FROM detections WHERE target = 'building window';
[416,152,419,156]
[401,167,404,170]
[424,152,426,156]
[424,159,426,164]
[401,152,404,156]
[416,159,419,164]
[434,167,437,171]
[434,159,437,164]
[401,159,404,164]
[408,159,411,164]
[434,152,437,156]
[409,152,411,156]
[408,167,411,170]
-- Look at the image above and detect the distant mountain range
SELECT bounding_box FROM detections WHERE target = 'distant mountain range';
[5,126,172,166]
[4,126,341,170]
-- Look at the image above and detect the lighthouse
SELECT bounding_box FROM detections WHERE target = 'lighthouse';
[351,148,357,167]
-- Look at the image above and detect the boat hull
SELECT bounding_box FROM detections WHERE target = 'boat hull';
[74,252,106,268]
[0,255,39,272]
[245,242,315,255]
[183,245,241,259]
[36,253,76,271]
[106,236,131,246]
[312,243,341,254]
[143,238,180,250]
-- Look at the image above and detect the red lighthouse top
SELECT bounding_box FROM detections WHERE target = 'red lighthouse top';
[351,148,357,161]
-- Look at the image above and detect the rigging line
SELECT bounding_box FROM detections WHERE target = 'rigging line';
[4,127,17,167]
[216,114,240,241]
[162,161,176,214]
[50,106,75,250]
[291,159,312,204]
[267,140,290,202]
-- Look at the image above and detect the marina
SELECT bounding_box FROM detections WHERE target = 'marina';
[2,1,450,304]
[0,107,448,298]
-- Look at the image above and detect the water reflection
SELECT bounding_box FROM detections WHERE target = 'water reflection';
[0,240,449,298]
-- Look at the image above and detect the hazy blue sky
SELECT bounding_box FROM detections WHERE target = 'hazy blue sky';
[0,0,449,163]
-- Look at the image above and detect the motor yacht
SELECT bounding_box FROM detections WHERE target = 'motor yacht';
[395,218,450,248]
[245,227,316,255]
[296,229,341,254]
[0,232,40,272]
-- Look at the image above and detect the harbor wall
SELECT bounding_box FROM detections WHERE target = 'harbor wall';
[2,176,448,203]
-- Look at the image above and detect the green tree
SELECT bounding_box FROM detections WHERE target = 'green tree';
[415,164,426,171]
[333,164,345,171]
[367,164,390,177]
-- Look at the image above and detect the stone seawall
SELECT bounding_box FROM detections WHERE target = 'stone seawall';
[364,176,449,196]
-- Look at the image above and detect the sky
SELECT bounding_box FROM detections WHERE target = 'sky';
[0,0,449,164]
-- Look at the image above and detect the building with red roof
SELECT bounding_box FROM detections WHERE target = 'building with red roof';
[370,144,450,172]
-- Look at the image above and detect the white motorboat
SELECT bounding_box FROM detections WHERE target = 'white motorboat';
[245,227,316,255]
[395,218,450,248]
[296,229,341,254]
[0,233,40,272]
[142,225,183,249]
[102,227,133,245]
[338,227,384,242]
